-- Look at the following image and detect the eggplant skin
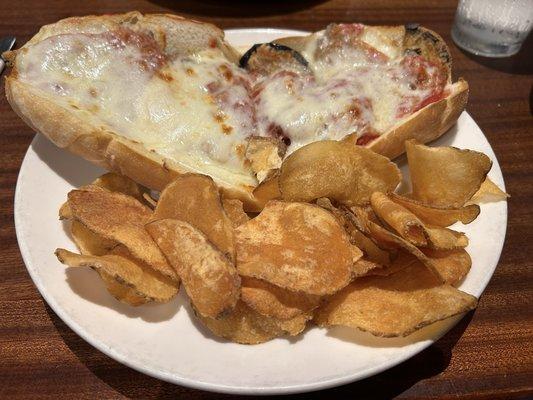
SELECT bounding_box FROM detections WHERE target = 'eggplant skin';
[239,42,309,70]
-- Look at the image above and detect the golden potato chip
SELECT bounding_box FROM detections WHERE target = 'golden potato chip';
[222,198,250,228]
[354,211,444,282]
[279,140,356,203]
[99,270,148,306]
[197,301,301,344]
[59,173,150,219]
[241,276,320,320]
[279,140,401,206]
[275,313,310,336]
[390,193,480,227]
[142,192,158,208]
[314,262,477,337]
[146,219,240,319]
[70,220,117,256]
[316,198,395,267]
[370,192,469,250]
[236,201,361,295]
[421,248,472,287]
[368,251,417,277]
[348,145,402,205]
[252,171,281,210]
[67,188,177,281]
[149,174,234,260]
[55,248,178,304]
[467,177,509,204]
[91,173,149,203]
[406,140,492,208]
[59,200,73,220]
[370,192,427,246]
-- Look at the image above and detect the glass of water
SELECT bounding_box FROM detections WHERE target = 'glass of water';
[451,0,533,57]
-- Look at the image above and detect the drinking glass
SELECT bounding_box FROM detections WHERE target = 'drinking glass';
[451,0,533,57]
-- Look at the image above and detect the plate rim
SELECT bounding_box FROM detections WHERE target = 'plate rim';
[13,27,508,395]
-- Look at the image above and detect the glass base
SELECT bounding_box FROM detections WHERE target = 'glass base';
[451,24,522,58]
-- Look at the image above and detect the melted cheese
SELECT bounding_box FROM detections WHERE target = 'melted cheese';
[17,32,257,186]
[255,27,446,154]
[17,25,448,185]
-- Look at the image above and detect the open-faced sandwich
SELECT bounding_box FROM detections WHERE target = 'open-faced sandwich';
[4,12,467,210]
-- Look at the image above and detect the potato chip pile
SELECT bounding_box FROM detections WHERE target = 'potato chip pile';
[56,139,508,343]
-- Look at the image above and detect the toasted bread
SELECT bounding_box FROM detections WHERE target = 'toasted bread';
[5,13,467,210]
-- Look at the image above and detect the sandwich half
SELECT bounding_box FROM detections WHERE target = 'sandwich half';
[4,12,467,209]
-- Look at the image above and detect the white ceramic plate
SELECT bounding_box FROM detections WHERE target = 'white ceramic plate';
[14,28,507,395]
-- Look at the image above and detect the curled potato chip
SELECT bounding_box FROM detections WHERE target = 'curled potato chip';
[314,262,477,337]
[252,171,281,210]
[55,248,178,304]
[390,193,480,227]
[70,220,117,256]
[146,219,240,319]
[351,207,443,282]
[421,248,471,287]
[149,174,234,260]
[67,188,177,281]
[368,251,417,277]
[99,270,148,306]
[359,212,469,285]
[197,301,305,344]
[236,201,360,295]
[370,192,427,246]
[468,177,509,204]
[279,140,401,206]
[241,276,320,320]
[143,192,158,208]
[370,192,469,250]
[406,140,492,208]
[91,173,149,202]
[316,198,394,266]
[222,198,250,228]
[59,173,150,219]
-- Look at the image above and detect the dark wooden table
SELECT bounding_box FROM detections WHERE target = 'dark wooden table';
[1,1,532,399]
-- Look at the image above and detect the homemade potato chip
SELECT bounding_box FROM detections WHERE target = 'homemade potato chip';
[370,192,427,246]
[468,177,509,204]
[70,220,117,256]
[421,248,472,287]
[67,188,177,281]
[316,198,394,267]
[279,140,356,203]
[146,219,240,319]
[390,193,480,227]
[99,270,148,306]
[314,262,477,337]
[59,173,150,219]
[55,248,178,304]
[252,171,281,209]
[368,251,417,277]
[236,201,361,295]
[370,192,469,250]
[348,145,402,205]
[353,210,445,282]
[149,174,234,260]
[406,140,492,208]
[197,301,303,344]
[241,276,320,320]
[279,140,401,206]
[91,172,149,203]
[222,198,250,228]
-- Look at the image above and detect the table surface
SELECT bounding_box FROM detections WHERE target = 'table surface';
[1,0,532,399]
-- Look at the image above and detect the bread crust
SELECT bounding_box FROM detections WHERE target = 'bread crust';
[5,14,467,209]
